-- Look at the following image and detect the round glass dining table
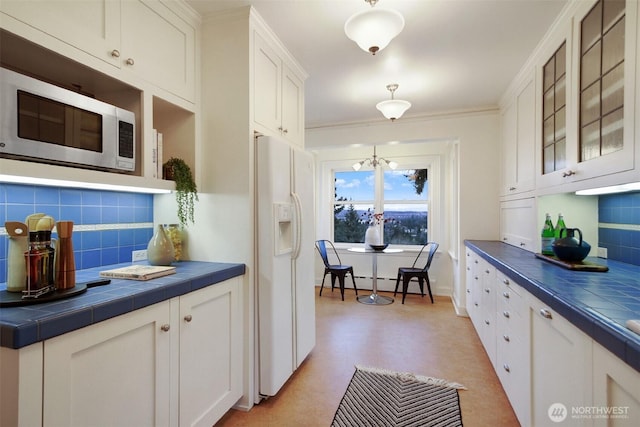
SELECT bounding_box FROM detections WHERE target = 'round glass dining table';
[348,247,403,305]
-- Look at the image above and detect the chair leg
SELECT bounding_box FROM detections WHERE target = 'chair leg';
[402,276,411,304]
[338,274,346,301]
[319,273,327,296]
[418,278,425,297]
[331,274,337,293]
[394,272,402,296]
[426,274,434,303]
[349,268,358,295]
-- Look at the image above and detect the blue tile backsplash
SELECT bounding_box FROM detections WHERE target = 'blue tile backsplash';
[0,183,154,282]
[598,191,640,266]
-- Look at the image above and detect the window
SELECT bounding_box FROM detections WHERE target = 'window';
[579,0,625,161]
[333,168,428,246]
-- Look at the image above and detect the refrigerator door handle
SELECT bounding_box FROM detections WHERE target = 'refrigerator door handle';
[291,192,302,260]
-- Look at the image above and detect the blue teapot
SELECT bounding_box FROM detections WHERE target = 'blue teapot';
[552,228,591,262]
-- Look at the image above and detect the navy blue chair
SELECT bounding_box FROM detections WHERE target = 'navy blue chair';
[315,240,358,301]
[394,242,439,304]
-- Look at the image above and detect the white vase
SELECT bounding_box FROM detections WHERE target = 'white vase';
[364,225,381,248]
[147,225,175,266]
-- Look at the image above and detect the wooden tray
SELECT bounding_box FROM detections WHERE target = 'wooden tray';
[535,253,609,272]
[0,279,111,307]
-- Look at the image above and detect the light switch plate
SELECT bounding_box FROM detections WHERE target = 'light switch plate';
[597,247,608,258]
[132,250,148,262]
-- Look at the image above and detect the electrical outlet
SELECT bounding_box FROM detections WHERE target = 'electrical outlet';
[132,250,148,262]
[597,247,608,258]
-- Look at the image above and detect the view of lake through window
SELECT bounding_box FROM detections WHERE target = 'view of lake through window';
[333,169,428,245]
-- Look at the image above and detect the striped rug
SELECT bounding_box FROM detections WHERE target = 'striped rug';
[331,365,465,427]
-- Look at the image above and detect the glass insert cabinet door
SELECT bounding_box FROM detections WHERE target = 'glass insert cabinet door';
[542,42,567,175]
[579,0,625,162]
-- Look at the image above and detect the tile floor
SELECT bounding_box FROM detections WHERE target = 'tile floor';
[216,288,519,426]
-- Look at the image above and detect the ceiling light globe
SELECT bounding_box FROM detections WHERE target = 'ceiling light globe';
[376,99,411,121]
[344,8,405,54]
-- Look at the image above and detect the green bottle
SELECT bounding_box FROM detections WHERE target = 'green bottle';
[555,213,566,240]
[541,213,555,255]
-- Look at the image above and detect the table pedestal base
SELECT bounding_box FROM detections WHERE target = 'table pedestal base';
[357,293,394,305]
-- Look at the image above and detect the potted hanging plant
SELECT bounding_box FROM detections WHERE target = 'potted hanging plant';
[163,157,199,227]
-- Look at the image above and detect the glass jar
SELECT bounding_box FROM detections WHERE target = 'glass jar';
[164,224,183,261]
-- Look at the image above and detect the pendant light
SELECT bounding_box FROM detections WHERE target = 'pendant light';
[376,84,411,121]
[352,146,398,171]
[344,0,405,55]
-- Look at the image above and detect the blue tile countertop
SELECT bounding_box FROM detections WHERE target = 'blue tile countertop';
[0,261,246,349]
[465,240,640,372]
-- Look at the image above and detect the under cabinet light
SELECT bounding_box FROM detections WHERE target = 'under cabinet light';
[0,174,172,194]
[575,182,640,196]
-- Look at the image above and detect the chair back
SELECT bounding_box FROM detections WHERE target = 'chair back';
[315,240,342,267]
[412,242,439,271]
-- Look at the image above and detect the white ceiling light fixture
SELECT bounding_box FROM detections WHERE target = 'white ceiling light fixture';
[344,0,405,55]
[352,146,398,171]
[376,83,411,121]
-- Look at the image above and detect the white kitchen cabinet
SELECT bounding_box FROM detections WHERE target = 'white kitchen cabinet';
[465,249,481,329]
[0,0,121,68]
[499,197,536,252]
[42,301,173,427]
[530,297,593,427]
[534,0,639,193]
[0,343,43,427]
[495,271,530,426]
[500,71,536,197]
[179,277,243,427]
[592,341,640,427]
[254,30,305,147]
[478,259,497,368]
[0,0,196,102]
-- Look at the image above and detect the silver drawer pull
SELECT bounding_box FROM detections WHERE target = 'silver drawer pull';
[485,269,490,274]
[484,288,490,293]
[503,278,510,285]
[503,334,510,342]
[160,324,170,332]
[126,58,135,66]
[110,49,120,58]
[484,320,490,325]
[474,302,478,307]
[503,311,510,318]
[466,289,471,293]
[503,364,510,373]
[503,291,510,299]
[184,314,193,322]
[539,308,553,319]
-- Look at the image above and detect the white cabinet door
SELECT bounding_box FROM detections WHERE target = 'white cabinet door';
[466,250,482,329]
[281,64,304,146]
[179,277,243,427]
[501,73,536,196]
[499,198,536,252]
[254,31,282,134]
[42,301,172,427]
[0,0,121,68]
[478,260,496,368]
[530,298,593,427]
[592,342,640,427]
[121,0,196,102]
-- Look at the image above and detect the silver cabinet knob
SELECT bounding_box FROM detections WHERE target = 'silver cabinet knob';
[503,278,510,285]
[503,334,510,342]
[184,314,193,322]
[562,170,576,177]
[111,49,120,58]
[503,291,510,299]
[484,320,490,325]
[503,364,511,373]
[160,324,170,332]
[484,288,490,293]
[126,58,135,66]
[540,308,553,319]
[503,311,510,318]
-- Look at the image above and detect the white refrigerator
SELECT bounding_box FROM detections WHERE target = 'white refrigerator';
[255,135,316,399]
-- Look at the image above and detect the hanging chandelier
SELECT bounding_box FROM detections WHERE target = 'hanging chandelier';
[376,83,411,121]
[352,146,398,171]
[344,0,405,55]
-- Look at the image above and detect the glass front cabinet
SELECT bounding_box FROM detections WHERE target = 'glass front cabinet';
[536,0,638,191]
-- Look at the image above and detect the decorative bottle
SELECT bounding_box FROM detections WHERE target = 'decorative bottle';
[147,224,175,266]
[555,213,567,240]
[541,213,555,255]
[364,225,381,248]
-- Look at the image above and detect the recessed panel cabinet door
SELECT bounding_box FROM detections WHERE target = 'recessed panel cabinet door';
[0,0,121,67]
[254,31,282,133]
[121,0,196,101]
[281,65,304,146]
[179,278,242,427]
[42,302,172,427]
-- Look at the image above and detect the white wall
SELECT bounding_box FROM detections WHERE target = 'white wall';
[306,109,501,312]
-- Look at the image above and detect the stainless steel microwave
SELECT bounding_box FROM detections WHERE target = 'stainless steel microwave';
[0,67,135,172]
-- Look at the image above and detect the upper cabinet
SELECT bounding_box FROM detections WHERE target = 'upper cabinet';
[0,0,199,190]
[253,28,305,147]
[533,0,639,193]
[500,72,536,197]
[0,0,197,103]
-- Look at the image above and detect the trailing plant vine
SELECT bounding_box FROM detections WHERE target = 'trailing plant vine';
[163,157,198,226]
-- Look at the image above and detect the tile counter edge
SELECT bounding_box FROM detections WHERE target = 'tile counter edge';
[464,240,640,373]
[0,261,246,349]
